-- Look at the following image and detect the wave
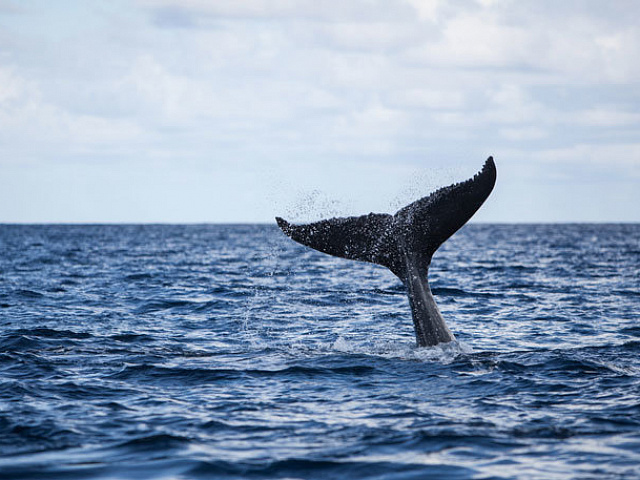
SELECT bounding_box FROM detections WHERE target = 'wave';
[133,299,194,314]
[9,328,92,339]
[108,362,379,385]
[0,415,82,457]
[110,333,156,343]
[0,329,92,354]
[14,289,45,299]
[187,457,477,479]
[113,433,192,453]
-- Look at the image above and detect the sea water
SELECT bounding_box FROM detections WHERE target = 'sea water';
[0,224,639,479]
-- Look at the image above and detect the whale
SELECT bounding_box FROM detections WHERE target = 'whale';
[276,156,497,347]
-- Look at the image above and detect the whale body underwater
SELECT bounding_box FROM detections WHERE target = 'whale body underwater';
[276,157,497,347]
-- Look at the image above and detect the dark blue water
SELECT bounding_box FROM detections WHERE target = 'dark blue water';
[1,224,639,479]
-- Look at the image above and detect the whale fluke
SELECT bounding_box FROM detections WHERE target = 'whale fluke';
[275,213,399,274]
[276,156,497,347]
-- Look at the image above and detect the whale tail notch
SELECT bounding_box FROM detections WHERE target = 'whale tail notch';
[276,156,497,279]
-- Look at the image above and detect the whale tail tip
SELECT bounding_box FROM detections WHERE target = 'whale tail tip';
[275,216,291,234]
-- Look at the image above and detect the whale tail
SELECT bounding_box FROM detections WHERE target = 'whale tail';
[276,156,496,280]
[276,156,496,347]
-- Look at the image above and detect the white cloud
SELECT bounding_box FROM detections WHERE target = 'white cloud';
[386,88,466,110]
[499,126,547,141]
[123,54,217,124]
[0,66,144,160]
[537,143,640,174]
[403,0,440,22]
[138,0,412,22]
[574,108,640,128]
[311,21,422,52]
[412,11,533,68]
[0,67,24,103]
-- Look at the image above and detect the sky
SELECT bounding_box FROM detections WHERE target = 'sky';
[1,0,639,223]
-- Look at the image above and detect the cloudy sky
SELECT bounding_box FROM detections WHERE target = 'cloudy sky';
[1,0,639,223]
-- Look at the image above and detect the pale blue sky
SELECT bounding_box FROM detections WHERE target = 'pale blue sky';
[1,0,639,223]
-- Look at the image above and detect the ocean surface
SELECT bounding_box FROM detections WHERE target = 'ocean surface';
[1,223,639,480]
